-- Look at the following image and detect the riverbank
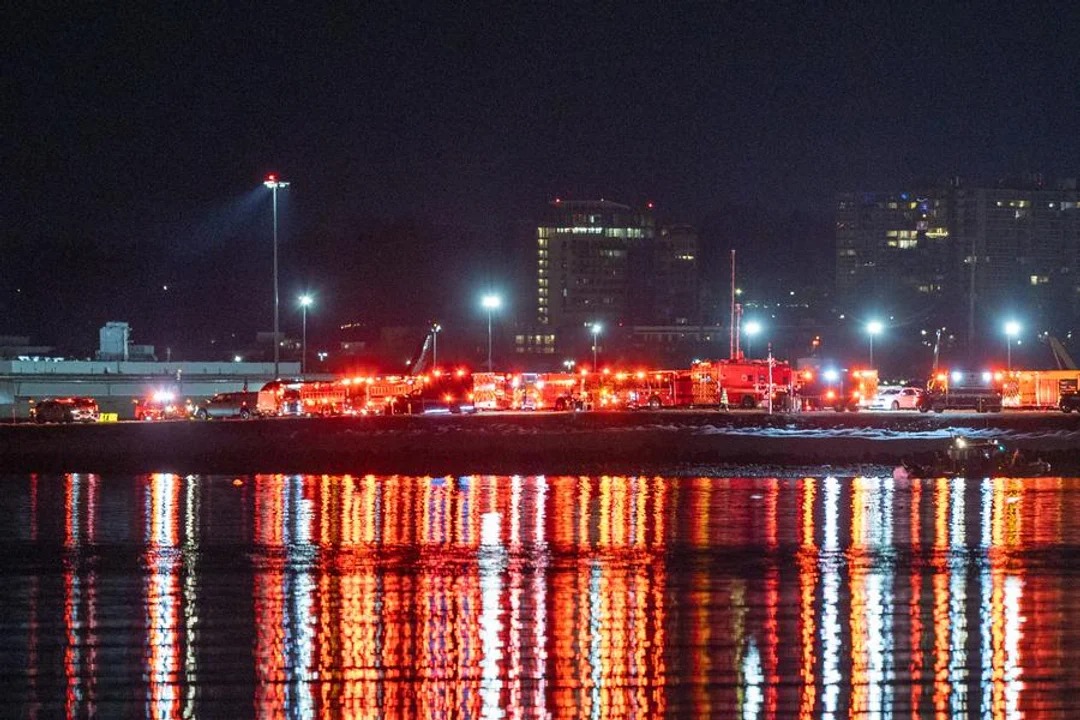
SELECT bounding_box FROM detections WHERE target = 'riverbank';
[3,410,1080,475]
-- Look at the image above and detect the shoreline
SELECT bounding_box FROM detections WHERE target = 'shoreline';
[3,411,1080,475]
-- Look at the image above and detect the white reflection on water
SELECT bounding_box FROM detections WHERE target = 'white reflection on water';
[12,473,1080,717]
[283,475,316,718]
[480,508,506,720]
[820,475,842,719]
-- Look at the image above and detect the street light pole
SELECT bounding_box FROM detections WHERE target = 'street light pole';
[481,295,501,372]
[432,323,441,369]
[264,174,290,378]
[867,320,884,368]
[299,295,313,375]
[1004,320,1021,371]
[591,322,602,372]
[744,320,762,360]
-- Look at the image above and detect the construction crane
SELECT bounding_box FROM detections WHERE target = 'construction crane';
[1039,334,1077,370]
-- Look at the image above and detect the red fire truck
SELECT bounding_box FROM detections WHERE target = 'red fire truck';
[258,380,349,416]
[690,359,794,409]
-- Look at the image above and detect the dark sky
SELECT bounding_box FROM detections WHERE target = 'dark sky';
[5,2,1079,354]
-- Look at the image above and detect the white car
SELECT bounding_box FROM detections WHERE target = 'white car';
[869,386,922,410]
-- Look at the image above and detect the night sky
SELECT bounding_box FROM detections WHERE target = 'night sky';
[6,2,1079,357]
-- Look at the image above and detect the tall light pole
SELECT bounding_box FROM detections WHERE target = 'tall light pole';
[299,294,313,375]
[744,320,762,359]
[867,320,884,368]
[591,322,602,372]
[1004,320,1021,370]
[481,294,501,372]
[431,322,442,369]
[264,174,290,378]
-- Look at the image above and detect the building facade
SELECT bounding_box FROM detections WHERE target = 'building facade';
[518,199,699,359]
[836,179,1080,345]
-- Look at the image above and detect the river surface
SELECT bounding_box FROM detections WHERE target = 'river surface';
[2,473,1080,718]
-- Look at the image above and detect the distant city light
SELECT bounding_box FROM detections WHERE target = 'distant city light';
[233,355,242,362]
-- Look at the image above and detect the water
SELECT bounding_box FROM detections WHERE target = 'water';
[2,473,1080,717]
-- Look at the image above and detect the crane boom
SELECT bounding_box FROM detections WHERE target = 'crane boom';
[1044,335,1078,370]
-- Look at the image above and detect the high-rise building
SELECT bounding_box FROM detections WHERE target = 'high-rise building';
[516,199,699,358]
[836,179,1080,344]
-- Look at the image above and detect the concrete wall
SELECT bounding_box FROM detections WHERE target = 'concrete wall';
[0,360,300,376]
[0,359,304,419]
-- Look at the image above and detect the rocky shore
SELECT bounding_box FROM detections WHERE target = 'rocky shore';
[3,411,1080,476]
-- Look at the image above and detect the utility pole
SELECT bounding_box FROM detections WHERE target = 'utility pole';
[729,249,736,360]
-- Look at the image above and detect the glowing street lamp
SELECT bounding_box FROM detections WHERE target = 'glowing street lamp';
[866,320,884,367]
[431,322,442,369]
[264,173,290,378]
[744,320,762,359]
[299,294,313,374]
[481,294,501,372]
[591,322,602,372]
[1004,320,1021,370]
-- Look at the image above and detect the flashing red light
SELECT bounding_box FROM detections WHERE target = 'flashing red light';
[267,173,276,182]
[646,201,654,209]
[554,197,561,204]
[802,371,813,381]
[455,368,466,378]
[825,390,836,400]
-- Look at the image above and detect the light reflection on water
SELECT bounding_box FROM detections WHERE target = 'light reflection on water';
[2,474,1080,717]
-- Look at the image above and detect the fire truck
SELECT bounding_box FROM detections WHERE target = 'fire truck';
[472,372,514,410]
[512,372,585,410]
[601,370,692,409]
[339,376,417,414]
[258,380,349,416]
[690,359,794,409]
[1002,369,1080,409]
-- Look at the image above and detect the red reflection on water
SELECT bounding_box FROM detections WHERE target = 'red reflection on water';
[18,473,1080,716]
[144,473,184,720]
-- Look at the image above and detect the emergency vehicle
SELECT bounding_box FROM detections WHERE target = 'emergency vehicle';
[513,372,584,410]
[918,370,1003,413]
[134,391,187,420]
[796,368,877,412]
[1001,369,1080,409]
[387,368,476,415]
[340,376,416,415]
[690,359,795,409]
[257,380,349,416]
[472,372,514,410]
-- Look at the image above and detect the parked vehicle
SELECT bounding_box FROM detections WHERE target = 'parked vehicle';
[191,392,259,420]
[134,391,187,420]
[387,393,477,415]
[1060,392,1080,413]
[32,397,100,423]
[918,370,1003,413]
[868,386,922,410]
